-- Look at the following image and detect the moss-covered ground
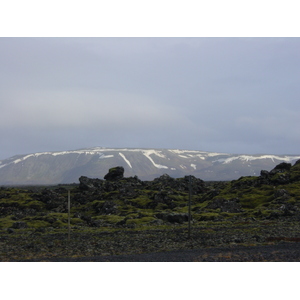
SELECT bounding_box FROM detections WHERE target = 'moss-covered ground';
[1,161,300,261]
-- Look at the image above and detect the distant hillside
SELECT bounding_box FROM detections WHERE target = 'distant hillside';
[1,147,300,185]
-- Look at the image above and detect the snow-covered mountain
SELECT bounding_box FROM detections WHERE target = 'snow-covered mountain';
[1,147,300,185]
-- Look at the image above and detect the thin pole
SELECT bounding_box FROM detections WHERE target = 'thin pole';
[68,190,71,241]
[188,175,192,239]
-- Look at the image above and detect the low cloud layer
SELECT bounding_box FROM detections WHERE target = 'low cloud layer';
[1,37,300,159]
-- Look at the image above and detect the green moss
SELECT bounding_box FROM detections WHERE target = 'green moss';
[155,203,168,210]
[287,198,296,204]
[172,206,188,213]
[0,199,20,207]
[169,194,188,202]
[26,220,50,228]
[270,172,289,183]
[129,195,152,208]
[284,183,300,200]
[47,212,68,220]
[125,212,139,219]
[193,201,209,209]
[52,220,68,228]
[100,191,119,201]
[290,167,300,181]
[239,190,273,209]
[26,200,45,210]
[0,216,14,228]
[220,212,243,219]
[253,209,272,218]
[0,191,46,211]
[98,215,124,224]
[215,180,274,209]
[126,216,156,226]
[91,200,105,210]
[215,182,237,200]
[70,218,84,225]
[118,205,136,215]
[196,212,221,221]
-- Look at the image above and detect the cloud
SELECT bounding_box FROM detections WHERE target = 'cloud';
[1,37,300,159]
[1,87,194,134]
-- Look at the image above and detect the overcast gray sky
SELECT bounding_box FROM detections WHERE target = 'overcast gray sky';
[1,37,300,159]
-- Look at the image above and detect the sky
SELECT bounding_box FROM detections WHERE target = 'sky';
[1,37,300,160]
[1,0,300,160]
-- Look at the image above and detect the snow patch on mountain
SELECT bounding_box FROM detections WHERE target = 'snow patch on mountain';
[215,155,300,164]
[196,155,206,160]
[168,149,228,159]
[0,163,8,169]
[0,150,115,169]
[119,153,132,168]
[179,155,189,158]
[207,152,229,157]
[142,150,168,169]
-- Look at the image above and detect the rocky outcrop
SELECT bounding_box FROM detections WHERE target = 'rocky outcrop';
[104,166,124,181]
[271,162,292,173]
[2,160,300,246]
[150,174,207,194]
[79,176,103,190]
[234,161,300,188]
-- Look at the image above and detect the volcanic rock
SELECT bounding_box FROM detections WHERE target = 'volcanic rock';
[104,166,124,181]
[206,198,242,213]
[155,212,189,224]
[270,162,292,174]
[79,176,103,190]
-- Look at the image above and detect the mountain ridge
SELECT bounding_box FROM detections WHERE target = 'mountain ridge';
[1,147,300,185]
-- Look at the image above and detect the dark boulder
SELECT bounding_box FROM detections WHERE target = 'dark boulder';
[270,162,292,174]
[104,166,124,181]
[154,173,175,183]
[155,212,189,224]
[7,228,15,234]
[260,170,270,178]
[11,221,28,229]
[152,174,206,194]
[79,176,103,190]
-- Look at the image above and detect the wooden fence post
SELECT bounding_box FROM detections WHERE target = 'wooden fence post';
[68,190,71,241]
[188,175,192,239]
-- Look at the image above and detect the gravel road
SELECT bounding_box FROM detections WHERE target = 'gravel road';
[18,241,300,262]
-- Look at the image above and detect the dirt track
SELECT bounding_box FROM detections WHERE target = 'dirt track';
[14,241,300,262]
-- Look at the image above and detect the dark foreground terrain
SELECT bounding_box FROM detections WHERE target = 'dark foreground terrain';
[56,242,300,262]
[2,222,300,262]
[1,162,300,262]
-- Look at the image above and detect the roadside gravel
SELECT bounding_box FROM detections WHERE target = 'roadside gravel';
[15,241,300,262]
[2,222,300,262]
